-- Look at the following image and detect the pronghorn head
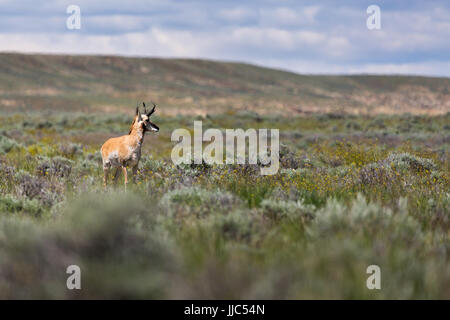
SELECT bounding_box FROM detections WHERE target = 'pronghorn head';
[133,102,159,133]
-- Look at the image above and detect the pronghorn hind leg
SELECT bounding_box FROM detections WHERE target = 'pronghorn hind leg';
[103,166,110,189]
[132,165,138,184]
[113,167,121,186]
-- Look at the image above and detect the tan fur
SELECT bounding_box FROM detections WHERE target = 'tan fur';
[101,113,151,188]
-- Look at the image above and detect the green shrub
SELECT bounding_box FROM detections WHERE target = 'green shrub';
[260,199,315,220]
[160,187,241,215]
[59,143,83,157]
[15,171,63,207]
[207,210,256,241]
[0,135,21,153]
[74,158,98,173]
[0,192,175,299]
[36,156,73,178]
[0,195,42,216]
[312,194,420,239]
[140,156,166,172]
[384,153,437,172]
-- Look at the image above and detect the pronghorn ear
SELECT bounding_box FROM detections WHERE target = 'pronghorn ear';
[136,107,142,122]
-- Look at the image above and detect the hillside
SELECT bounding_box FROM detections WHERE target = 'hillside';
[0,52,448,115]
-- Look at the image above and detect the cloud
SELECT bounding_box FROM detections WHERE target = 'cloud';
[259,6,321,26]
[218,7,258,23]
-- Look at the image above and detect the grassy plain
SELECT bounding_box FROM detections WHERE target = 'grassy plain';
[0,110,448,298]
[0,53,448,298]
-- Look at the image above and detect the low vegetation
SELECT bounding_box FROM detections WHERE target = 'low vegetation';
[0,111,448,298]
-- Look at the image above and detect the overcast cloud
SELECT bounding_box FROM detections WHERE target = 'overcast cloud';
[0,0,448,76]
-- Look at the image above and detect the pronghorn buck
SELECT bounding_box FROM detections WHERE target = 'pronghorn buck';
[101,102,159,188]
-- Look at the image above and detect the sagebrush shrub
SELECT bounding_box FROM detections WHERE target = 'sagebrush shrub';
[0,135,21,153]
[260,199,315,220]
[0,195,42,216]
[36,156,73,178]
[59,143,83,157]
[160,187,242,216]
[15,171,62,207]
[0,192,174,299]
[384,152,437,172]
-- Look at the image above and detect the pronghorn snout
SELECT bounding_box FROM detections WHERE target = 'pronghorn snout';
[148,122,159,132]
[140,102,159,133]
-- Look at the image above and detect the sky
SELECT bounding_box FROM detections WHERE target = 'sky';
[0,0,449,77]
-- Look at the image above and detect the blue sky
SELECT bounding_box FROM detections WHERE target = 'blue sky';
[0,0,449,76]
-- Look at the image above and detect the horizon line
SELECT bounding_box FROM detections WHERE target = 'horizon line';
[1,50,449,80]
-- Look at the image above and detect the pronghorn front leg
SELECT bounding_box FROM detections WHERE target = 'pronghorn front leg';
[122,166,128,188]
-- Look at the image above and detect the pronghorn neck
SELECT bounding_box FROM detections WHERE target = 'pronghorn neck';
[129,123,145,145]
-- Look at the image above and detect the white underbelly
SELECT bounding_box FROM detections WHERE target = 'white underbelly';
[103,146,141,168]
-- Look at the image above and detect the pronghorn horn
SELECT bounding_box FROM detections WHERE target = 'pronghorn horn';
[147,102,156,116]
[142,102,147,114]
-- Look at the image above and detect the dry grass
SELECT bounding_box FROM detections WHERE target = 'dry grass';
[0,53,448,116]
